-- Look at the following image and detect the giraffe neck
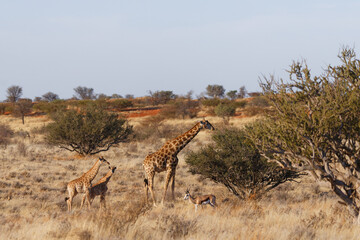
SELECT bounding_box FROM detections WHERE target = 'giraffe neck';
[98,170,114,184]
[170,122,202,154]
[84,159,102,182]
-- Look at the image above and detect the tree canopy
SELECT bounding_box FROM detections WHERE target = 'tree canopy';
[206,84,225,98]
[246,48,360,218]
[6,85,22,103]
[186,128,299,199]
[46,107,133,155]
[73,86,96,100]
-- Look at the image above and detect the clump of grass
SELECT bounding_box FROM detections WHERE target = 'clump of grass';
[0,123,13,146]
[16,141,27,157]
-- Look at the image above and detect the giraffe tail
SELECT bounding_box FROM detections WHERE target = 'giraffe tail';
[144,178,148,187]
[65,197,69,202]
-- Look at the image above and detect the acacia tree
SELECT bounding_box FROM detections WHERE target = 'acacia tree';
[238,86,247,98]
[13,99,33,124]
[6,85,22,103]
[73,86,96,100]
[186,128,300,199]
[46,107,133,155]
[42,92,59,102]
[148,90,176,105]
[226,90,238,100]
[206,84,225,98]
[246,48,360,219]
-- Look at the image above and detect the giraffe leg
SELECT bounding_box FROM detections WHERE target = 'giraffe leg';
[67,196,73,212]
[148,172,157,206]
[86,191,91,209]
[80,194,86,209]
[100,195,106,209]
[144,178,149,204]
[171,170,176,200]
[66,187,76,212]
[162,169,173,204]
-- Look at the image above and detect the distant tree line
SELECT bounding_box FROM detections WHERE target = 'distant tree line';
[1,84,266,123]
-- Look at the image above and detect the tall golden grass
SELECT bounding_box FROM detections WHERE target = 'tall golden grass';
[0,115,359,240]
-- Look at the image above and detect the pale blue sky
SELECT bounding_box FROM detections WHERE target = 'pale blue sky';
[1,1,360,100]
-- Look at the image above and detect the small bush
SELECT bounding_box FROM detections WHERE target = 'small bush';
[234,100,247,108]
[244,106,267,116]
[46,107,133,155]
[16,141,28,157]
[214,103,236,120]
[133,116,191,142]
[109,99,133,109]
[69,99,95,109]
[160,99,199,119]
[249,96,270,107]
[201,98,222,107]
[33,100,67,114]
[186,128,300,199]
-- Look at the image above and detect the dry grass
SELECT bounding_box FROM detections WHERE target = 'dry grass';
[0,115,359,240]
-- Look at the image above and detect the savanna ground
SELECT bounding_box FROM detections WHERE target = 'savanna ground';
[1,114,359,240]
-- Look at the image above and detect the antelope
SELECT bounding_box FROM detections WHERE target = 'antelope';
[183,189,217,212]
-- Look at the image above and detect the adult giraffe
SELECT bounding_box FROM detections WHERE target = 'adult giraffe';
[143,120,215,206]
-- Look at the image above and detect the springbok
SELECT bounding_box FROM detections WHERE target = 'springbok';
[183,189,217,212]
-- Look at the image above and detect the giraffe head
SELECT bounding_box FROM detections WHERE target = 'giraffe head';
[200,120,215,131]
[107,164,117,172]
[99,156,110,166]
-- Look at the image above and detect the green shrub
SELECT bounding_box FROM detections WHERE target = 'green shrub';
[109,99,133,109]
[33,100,67,114]
[201,98,222,107]
[234,100,247,108]
[247,48,360,218]
[46,107,133,155]
[159,99,199,119]
[249,96,269,107]
[214,103,236,120]
[185,128,299,199]
[69,99,95,109]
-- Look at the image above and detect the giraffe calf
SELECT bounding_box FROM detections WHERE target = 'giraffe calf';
[65,156,110,212]
[87,166,117,209]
